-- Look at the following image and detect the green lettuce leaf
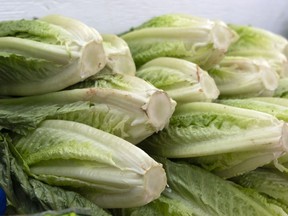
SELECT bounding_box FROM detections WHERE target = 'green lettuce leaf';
[121,159,288,216]
[232,168,288,207]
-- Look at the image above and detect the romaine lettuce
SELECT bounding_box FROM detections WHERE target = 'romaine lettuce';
[227,24,288,78]
[0,132,111,215]
[136,57,219,103]
[208,56,279,98]
[140,102,288,178]
[11,120,167,208]
[0,73,176,144]
[0,15,106,96]
[121,14,237,70]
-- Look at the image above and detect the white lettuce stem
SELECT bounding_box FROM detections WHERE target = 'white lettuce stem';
[86,165,166,208]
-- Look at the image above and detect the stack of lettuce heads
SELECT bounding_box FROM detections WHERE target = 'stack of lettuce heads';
[1,13,288,216]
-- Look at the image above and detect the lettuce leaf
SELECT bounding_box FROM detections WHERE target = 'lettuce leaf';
[233,168,288,207]
[120,159,287,216]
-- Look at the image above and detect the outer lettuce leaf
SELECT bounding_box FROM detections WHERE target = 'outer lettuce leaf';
[119,192,199,216]
[161,159,287,216]
[0,132,111,216]
[234,186,288,215]
[121,159,287,216]
[0,133,44,215]
[232,168,288,207]
[29,180,110,216]
[140,102,288,178]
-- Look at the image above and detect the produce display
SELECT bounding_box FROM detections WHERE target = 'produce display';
[0,13,288,216]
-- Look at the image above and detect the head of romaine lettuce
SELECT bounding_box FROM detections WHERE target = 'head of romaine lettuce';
[140,102,288,178]
[121,14,237,70]
[0,14,106,96]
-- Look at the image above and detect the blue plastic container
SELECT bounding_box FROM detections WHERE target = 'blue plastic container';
[0,187,6,215]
